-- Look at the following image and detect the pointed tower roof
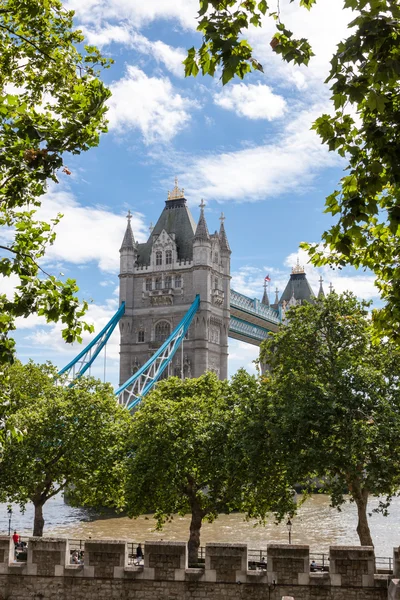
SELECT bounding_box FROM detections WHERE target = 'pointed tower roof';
[318,275,325,299]
[120,210,135,251]
[135,179,197,265]
[219,212,231,252]
[194,199,210,242]
[279,259,315,305]
[261,281,270,306]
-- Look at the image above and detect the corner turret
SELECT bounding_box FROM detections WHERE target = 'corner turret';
[120,210,137,271]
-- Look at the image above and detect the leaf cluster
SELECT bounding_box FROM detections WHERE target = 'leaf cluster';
[185,0,314,85]
[124,371,295,529]
[302,0,400,340]
[0,361,132,512]
[0,0,112,363]
[259,292,400,511]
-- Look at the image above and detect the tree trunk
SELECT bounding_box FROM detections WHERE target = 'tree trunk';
[188,496,204,566]
[33,503,45,537]
[349,479,373,547]
[354,491,373,547]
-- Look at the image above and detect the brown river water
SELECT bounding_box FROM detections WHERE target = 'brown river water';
[1,494,399,557]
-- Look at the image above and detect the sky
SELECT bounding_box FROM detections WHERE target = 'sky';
[2,0,380,387]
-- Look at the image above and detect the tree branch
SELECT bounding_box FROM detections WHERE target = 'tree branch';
[0,24,56,63]
[0,244,53,279]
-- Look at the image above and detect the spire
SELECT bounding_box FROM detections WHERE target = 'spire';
[194,199,210,241]
[219,212,231,253]
[167,176,185,201]
[261,280,270,306]
[329,282,334,294]
[120,210,135,251]
[274,287,279,304]
[292,257,304,274]
[318,275,325,299]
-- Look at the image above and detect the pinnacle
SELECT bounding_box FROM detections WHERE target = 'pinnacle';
[194,200,210,241]
[219,213,231,252]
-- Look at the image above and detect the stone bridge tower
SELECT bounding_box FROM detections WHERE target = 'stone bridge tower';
[118,180,231,386]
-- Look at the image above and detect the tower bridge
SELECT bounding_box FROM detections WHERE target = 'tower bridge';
[58,180,321,410]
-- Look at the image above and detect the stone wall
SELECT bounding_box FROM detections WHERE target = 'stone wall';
[0,537,397,600]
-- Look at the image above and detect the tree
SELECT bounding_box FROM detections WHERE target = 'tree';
[124,372,295,565]
[125,373,236,565]
[0,361,131,536]
[186,0,400,340]
[0,0,112,364]
[259,292,400,546]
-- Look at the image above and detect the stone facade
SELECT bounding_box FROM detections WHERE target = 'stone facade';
[119,184,231,386]
[0,537,398,600]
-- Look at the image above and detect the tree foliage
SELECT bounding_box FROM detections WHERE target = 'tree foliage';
[188,0,400,339]
[0,0,112,364]
[124,372,295,565]
[259,292,400,546]
[184,0,315,85]
[0,361,131,536]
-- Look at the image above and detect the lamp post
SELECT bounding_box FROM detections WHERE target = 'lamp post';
[286,518,292,544]
[7,507,12,537]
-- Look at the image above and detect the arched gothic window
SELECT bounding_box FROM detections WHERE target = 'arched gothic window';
[145,278,152,291]
[155,320,171,343]
[155,277,162,290]
[165,275,172,288]
[214,251,219,264]
[166,250,172,265]
[175,275,182,288]
[156,251,162,266]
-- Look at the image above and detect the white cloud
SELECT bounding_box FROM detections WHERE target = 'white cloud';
[80,24,133,47]
[228,339,259,378]
[214,82,286,120]
[108,66,198,143]
[32,186,148,273]
[0,273,19,300]
[81,27,187,78]
[231,266,266,299]
[66,0,198,30]
[174,103,340,203]
[131,34,186,78]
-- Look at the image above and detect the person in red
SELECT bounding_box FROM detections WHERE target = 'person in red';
[12,531,19,545]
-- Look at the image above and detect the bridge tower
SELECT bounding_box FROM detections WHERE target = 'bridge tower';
[118,180,231,386]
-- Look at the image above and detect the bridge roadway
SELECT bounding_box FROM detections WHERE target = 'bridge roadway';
[228,289,281,346]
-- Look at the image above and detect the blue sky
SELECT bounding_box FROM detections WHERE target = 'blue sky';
[3,0,379,386]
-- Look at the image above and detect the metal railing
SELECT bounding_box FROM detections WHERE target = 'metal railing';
[230,290,280,324]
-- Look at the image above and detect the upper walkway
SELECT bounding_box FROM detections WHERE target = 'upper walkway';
[229,289,280,346]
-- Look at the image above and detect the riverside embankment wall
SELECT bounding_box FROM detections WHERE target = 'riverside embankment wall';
[0,537,399,600]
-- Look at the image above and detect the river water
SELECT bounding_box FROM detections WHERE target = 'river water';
[1,495,399,557]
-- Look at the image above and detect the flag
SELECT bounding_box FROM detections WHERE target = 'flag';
[265,274,271,282]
